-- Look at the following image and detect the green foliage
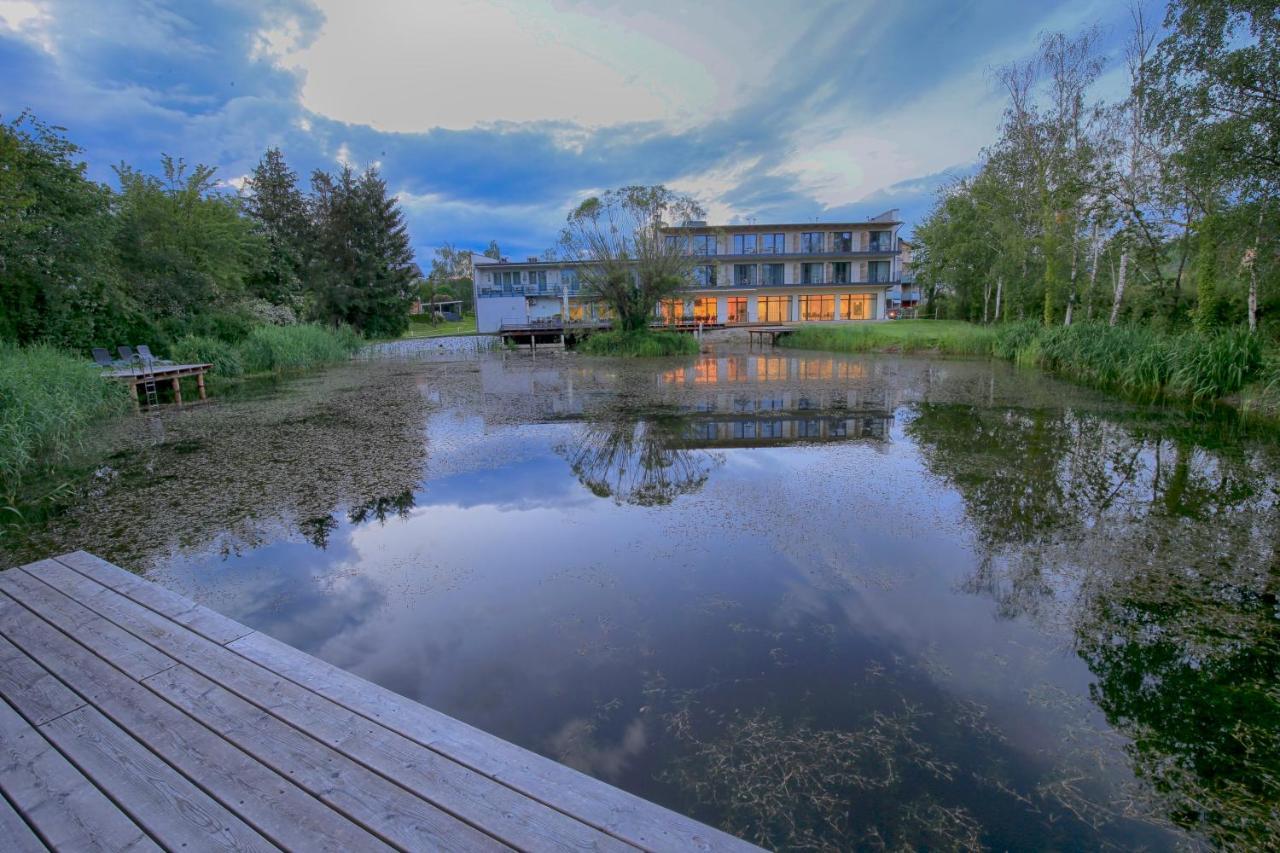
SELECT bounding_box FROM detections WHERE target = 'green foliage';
[0,344,131,503]
[781,321,998,356]
[170,335,244,377]
[577,330,700,357]
[237,324,363,374]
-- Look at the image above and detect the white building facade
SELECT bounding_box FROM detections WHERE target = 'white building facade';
[473,213,902,333]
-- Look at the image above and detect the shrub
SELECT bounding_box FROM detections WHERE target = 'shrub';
[578,329,700,357]
[0,344,132,503]
[170,335,244,377]
[237,324,363,374]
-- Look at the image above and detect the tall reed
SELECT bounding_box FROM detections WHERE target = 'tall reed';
[237,324,363,374]
[0,344,132,504]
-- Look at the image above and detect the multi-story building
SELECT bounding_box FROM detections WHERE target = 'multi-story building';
[472,211,902,333]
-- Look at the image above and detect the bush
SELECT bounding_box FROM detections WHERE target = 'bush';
[0,344,132,503]
[577,329,700,357]
[237,324,363,374]
[171,335,244,377]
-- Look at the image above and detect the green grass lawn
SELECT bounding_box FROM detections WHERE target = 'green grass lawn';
[780,320,998,356]
[399,316,478,339]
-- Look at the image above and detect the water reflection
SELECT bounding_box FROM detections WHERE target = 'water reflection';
[6,343,1278,849]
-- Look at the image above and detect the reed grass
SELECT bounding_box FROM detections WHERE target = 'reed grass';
[781,321,998,357]
[0,344,132,504]
[578,329,700,357]
[171,335,244,377]
[237,324,363,374]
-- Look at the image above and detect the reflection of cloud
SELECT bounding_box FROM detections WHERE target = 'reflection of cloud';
[547,717,647,781]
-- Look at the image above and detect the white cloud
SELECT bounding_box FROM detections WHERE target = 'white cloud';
[275,0,827,132]
[0,0,53,52]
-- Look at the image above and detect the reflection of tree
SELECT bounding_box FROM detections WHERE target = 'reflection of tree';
[348,490,416,525]
[558,410,717,506]
[910,401,1280,845]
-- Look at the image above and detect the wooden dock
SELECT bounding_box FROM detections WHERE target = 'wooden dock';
[745,326,794,348]
[0,552,758,852]
[105,363,213,405]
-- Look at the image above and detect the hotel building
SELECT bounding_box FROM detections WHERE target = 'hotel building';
[472,211,902,333]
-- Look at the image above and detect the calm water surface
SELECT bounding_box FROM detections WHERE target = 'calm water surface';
[8,340,1278,850]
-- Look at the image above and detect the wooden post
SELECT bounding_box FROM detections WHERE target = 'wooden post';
[196,370,207,400]
[171,376,182,405]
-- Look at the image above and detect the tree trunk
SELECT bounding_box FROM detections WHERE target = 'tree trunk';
[1064,240,1079,326]
[1084,222,1100,321]
[1248,206,1262,333]
[1109,249,1129,327]
[994,277,1003,323]
[983,279,992,324]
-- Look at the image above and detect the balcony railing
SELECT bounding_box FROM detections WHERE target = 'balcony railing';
[479,284,582,298]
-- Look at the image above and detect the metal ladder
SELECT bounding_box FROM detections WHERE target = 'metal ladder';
[137,355,159,408]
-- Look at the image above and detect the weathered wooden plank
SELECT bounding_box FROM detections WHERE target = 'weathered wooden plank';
[149,664,504,852]
[0,697,157,852]
[1,571,176,680]
[0,588,393,853]
[0,788,50,852]
[38,561,626,851]
[41,706,275,853]
[228,631,757,852]
[51,552,250,645]
[0,633,84,726]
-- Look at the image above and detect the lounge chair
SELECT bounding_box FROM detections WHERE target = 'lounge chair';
[91,348,114,368]
[136,344,165,365]
[118,345,135,363]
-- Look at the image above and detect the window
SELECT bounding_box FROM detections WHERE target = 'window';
[800,294,835,321]
[759,232,786,254]
[693,265,717,288]
[832,231,853,252]
[733,234,757,254]
[801,262,824,284]
[529,270,547,292]
[691,234,717,255]
[727,296,748,324]
[762,263,785,285]
[734,264,757,287]
[842,294,873,320]
[832,262,850,284]
[870,230,893,252]
[660,299,684,324]
[692,297,717,323]
[758,295,788,323]
[568,302,585,322]
[800,232,825,253]
[561,268,579,291]
[495,270,521,292]
[868,261,892,283]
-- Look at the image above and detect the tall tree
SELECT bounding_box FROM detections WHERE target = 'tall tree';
[308,164,416,337]
[483,240,501,260]
[559,185,704,331]
[242,147,309,312]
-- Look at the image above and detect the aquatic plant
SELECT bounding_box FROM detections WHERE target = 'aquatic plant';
[237,323,363,373]
[576,329,700,357]
[0,343,131,506]
[781,320,999,356]
[170,334,244,377]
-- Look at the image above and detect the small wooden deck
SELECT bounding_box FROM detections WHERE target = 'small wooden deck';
[0,552,757,852]
[745,326,794,348]
[105,363,213,405]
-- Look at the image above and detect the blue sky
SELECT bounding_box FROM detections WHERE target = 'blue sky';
[0,0,1157,263]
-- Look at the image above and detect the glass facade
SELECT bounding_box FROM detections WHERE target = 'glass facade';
[832,231,853,252]
[759,295,788,323]
[734,264,757,287]
[733,234,757,254]
[692,297,717,323]
[762,263,785,285]
[870,230,893,252]
[800,232,825,253]
[759,232,786,254]
[800,294,835,321]
[727,296,748,324]
[868,261,892,283]
[832,262,850,284]
[801,262,824,284]
[692,234,717,255]
[842,293,873,320]
[659,299,684,323]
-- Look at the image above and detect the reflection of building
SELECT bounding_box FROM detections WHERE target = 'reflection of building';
[680,412,890,447]
[472,213,903,333]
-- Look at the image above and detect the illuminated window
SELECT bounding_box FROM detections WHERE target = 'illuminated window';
[758,295,788,323]
[726,297,748,324]
[842,294,873,320]
[660,300,684,323]
[800,294,835,320]
[568,302,585,321]
[692,297,718,323]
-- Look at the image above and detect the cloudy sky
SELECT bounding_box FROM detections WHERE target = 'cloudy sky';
[1,0,1154,262]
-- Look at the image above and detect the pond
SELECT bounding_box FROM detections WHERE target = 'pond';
[5,339,1277,850]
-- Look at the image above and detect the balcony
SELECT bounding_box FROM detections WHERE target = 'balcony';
[478,284,582,298]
